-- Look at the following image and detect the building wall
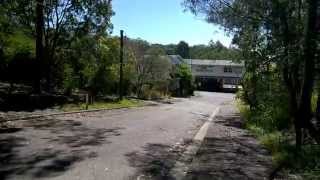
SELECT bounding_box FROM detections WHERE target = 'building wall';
[192,65,243,78]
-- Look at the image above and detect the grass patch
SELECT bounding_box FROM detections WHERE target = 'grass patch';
[60,99,145,112]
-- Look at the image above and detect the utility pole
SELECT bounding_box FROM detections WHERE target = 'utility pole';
[119,30,124,100]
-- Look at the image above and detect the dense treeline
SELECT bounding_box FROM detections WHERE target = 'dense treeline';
[184,0,320,178]
[1,0,115,93]
[189,40,240,60]
[157,40,240,60]
[0,1,194,105]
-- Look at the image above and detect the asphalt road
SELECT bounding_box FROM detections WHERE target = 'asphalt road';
[0,91,235,180]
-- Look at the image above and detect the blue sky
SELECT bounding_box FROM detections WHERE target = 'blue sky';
[111,0,233,46]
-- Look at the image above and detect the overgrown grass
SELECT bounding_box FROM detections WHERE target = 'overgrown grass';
[60,99,145,112]
[236,99,320,179]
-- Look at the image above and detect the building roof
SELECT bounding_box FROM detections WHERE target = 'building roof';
[167,55,184,65]
[184,59,244,66]
[148,54,244,67]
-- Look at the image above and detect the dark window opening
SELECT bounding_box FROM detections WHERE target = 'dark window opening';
[224,66,232,73]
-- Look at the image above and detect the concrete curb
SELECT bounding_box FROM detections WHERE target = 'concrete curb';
[170,107,220,179]
[0,103,158,123]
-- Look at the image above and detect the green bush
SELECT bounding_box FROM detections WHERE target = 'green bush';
[173,63,194,97]
[237,89,291,133]
[238,98,320,178]
[139,85,165,100]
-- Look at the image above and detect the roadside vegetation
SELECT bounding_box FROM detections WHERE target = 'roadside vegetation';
[1,0,319,178]
[0,1,201,111]
[183,0,320,178]
[237,100,320,179]
[60,99,145,112]
[0,0,240,112]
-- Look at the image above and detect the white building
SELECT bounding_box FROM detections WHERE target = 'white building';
[188,59,244,91]
[168,55,244,91]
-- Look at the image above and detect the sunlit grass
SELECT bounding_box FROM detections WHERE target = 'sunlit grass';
[60,99,145,112]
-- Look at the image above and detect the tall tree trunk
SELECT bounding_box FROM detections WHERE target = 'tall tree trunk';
[298,0,320,146]
[316,88,320,127]
[34,0,45,93]
[278,2,304,148]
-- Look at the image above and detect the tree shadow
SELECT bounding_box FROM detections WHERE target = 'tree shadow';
[125,140,192,180]
[185,113,272,180]
[0,127,23,134]
[23,118,123,148]
[0,136,28,179]
[0,117,123,180]
[185,136,272,180]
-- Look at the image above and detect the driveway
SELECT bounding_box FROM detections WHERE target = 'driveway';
[0,92,235,180]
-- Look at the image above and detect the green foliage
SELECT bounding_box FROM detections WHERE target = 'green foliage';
[176,41,190,58]
[189,42,240,60]
[0,29,36,83]
[184,0,320,149]
[237,65,291,132]
[2,31,35,61]
[135,46,172,99]
[63,35,138,96]
[238,99,320,178]
[0,0,114,90]
[176,63,192,81]
[174,63,194,97]
[157,40,239,60]
[62,64,77,94]
[139,86,166,100]
[272,144,320,179]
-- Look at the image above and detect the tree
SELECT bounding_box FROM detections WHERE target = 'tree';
[64,35,121,97]
[183,0,320,148]
[176,41,190,58]
[1,0,114,91]
[209,40,224,51]
[298,0,320,145]
[189,42,239,60]
[35,0,44,93]
[126,38,150,62]
[135,47,171,98]
[175,63,194,97]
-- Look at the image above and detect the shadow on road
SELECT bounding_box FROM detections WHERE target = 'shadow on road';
[185,113,272,180]
[126,140,192,180]
[0,117,123,180]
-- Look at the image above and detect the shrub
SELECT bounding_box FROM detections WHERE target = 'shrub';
[238,97,320,179]
[173,63,194,97]
[139,85,164,100]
